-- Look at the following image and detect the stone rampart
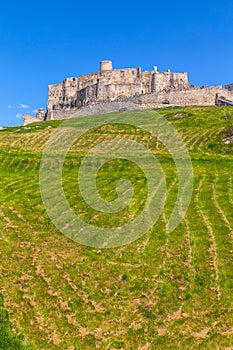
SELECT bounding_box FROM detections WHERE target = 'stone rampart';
[133,86,224,106]
[46,60,188,119]
[38,60,233,121]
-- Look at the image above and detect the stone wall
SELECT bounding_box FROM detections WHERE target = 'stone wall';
[132,86,223,106]
[216,88,233,101]
[23,114,43,126]
[46,86,233,121]
[46,61,188,119]
[23,108,45,126]
[44,60,233,121]
[48,101,147,121]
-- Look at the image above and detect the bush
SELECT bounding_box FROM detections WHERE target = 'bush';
[0,294,32,350]
[224,111,233,137]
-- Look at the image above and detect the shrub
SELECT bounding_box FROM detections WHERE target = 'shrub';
[224,111,233,137]
[0,294,32,350]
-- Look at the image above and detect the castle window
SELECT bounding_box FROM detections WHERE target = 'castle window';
[97,79,99,83]
[121,71,125,78]
[132,71,135,76]
[141,90,144,94]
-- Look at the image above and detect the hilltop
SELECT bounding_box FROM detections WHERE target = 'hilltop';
[0,106,233,349]
[24,60,233,125]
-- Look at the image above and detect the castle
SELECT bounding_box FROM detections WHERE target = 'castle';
[47,60,189,116]
[23,60,233,125]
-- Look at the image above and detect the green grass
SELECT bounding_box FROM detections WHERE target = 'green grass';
[0,106,233,349]
[0,294,32,349]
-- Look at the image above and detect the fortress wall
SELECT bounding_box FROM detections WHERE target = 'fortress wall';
[216,88,233,101]
[48,84,63,100]
[47,84,64,112]
[48,67,142,108]
[133,86,225,106]
[77,73,98,90]
[47,65,190,116]
[63,86,78,100]
[47,101,147,121]
[98,68,140,85]
[98,83,141,101]
[45,86,233,122]
[46,61,217,120]
[140,71,153,94]
[77,84,98,106]
[76,68,140,88]
[152,72,189,92]
[23,114,43,126]
[153,73,169,92]
[166,87,221,105]
[171,72,189,85]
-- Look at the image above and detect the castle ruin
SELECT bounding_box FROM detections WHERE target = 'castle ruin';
[23,60,233,124]
[46,60,189,119]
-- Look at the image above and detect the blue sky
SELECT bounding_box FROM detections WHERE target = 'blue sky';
[1,0,233,126]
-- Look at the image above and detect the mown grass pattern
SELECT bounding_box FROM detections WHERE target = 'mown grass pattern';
[0,106,232,349]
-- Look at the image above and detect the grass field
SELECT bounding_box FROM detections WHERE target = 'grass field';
[0,106,232,349]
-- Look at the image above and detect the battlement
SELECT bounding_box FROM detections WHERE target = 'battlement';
[42,60,233,122]
[46,60,189,118]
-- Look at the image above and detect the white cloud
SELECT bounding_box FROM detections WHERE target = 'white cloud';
[8,105,15,109]
[32,109,38,113]
[16,113,23,119]
[19,104,30,109]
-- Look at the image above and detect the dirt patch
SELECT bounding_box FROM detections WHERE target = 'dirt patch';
[51,333,62,346]
[192,327,210,338]
[166,307,182,322]
[157,327,167,336]
[79,326,90,338]
[138,343,151,350]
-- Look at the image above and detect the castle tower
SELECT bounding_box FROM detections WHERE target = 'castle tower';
[36,108,46,120]
[100,60,113,72]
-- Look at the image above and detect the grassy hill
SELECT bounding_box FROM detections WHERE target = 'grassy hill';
[0,106,232,349]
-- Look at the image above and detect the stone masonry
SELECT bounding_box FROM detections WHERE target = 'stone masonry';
[23,60,233,125]
[46,60,189,120]
[23,108,45,126]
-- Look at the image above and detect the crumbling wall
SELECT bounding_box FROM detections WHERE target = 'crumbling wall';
[216,88,233,101]
[23,114,43,126]
[151,71,189,92]
[46,61,189,119]
[23,108,45,126]
[133,86,233,106]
